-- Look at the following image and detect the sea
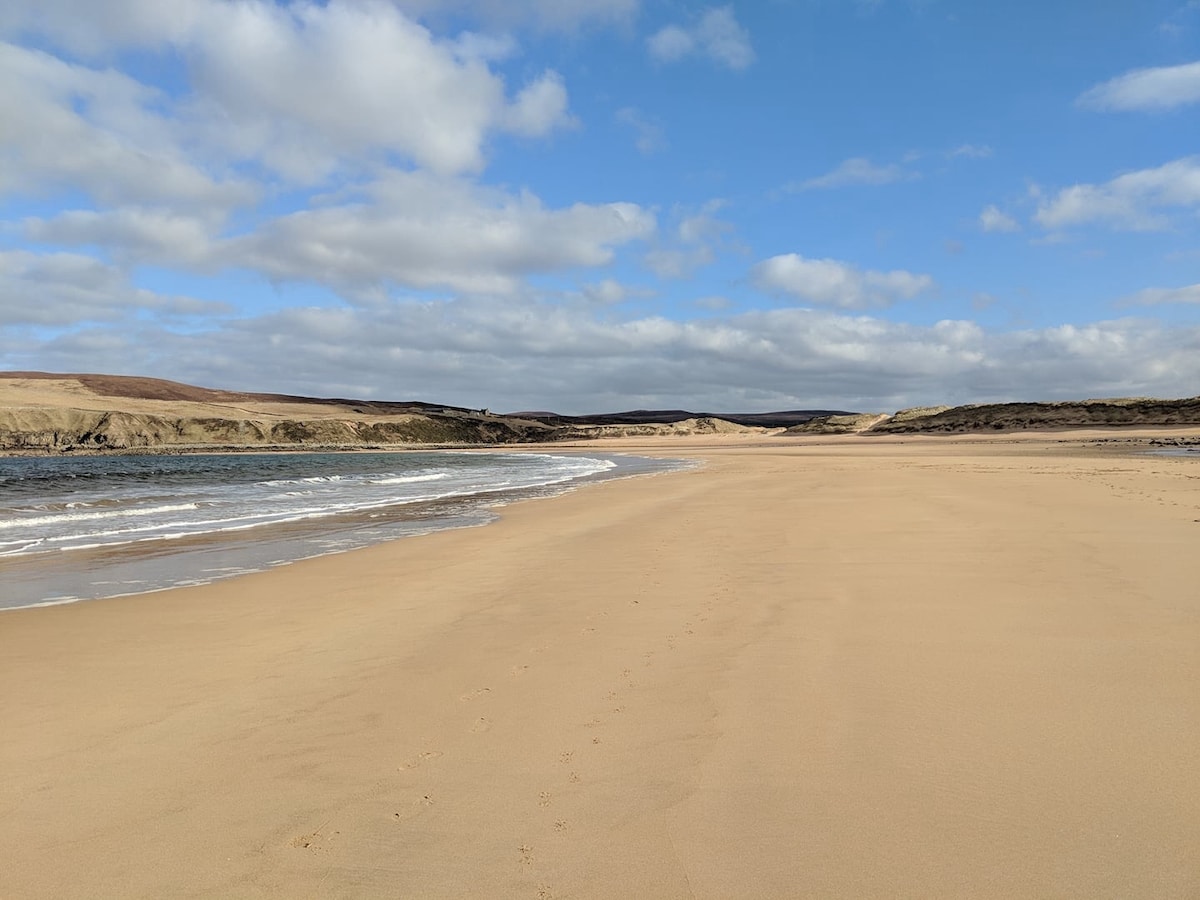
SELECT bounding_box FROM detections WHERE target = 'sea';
[0,450,690,611]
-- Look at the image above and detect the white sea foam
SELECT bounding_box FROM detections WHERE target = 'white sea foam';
[0,450,683,610]
[0,502,201,530]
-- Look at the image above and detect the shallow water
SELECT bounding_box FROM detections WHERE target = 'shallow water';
[0,450,690,609]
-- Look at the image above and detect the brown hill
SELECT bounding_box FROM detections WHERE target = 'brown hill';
[867,398,1200,434]
[0,373,552,452]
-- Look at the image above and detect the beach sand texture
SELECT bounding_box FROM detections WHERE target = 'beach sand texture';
[2,437,1199,898]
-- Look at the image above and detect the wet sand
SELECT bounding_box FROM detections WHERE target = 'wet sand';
[3,435,1199,898]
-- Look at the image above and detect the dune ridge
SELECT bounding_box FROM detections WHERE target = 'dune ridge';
[4,372,1200,453]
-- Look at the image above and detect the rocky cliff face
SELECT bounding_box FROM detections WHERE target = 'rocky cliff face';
[0,407,553,452]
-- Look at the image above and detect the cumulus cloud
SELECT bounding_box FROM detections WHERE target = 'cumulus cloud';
[15,289,1200,413]
[0,43,255,211]
[23,174,655,294]
[0,0,640,48]
[219,172,655,296]
[2,1,576,183]
[978,204,1020,233]
[647,6,755,70]
[1034,156,1200,231]
[504,71,575,136]
[182,2,574,178]
[384,0,639,32]
[752,254,935,309]
[0,250,228,326]
[0,0,208,55]
[1123,283,1200,305]
[1078,60,1200,111]
[24,209,218,267]
[643,247,714,278]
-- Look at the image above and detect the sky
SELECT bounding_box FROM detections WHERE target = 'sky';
[1,0,1199,413]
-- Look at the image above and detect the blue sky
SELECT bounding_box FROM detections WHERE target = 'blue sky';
[1,0,1199,412]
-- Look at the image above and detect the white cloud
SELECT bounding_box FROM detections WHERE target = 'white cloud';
[677,200,730,244]
[642,201,731,278]
[383,0,639,32]
[0,0,640,48]
[0,43,255,211]
[219,172,656,296]
[647,6,754,70]
[182,2,574,179]
[0,0,208,55]
[644,247,715,278]
[578,279,657,306]
[1034,156,1200,231]
[20,176,658,298]
[752,254,935,309]
[616,107,667,155]
[15,293,1200,413]
[978,204,1020,233]
[2,2,576,184]
[1078,60,1200,112]
[503,71,575,137]
[1123,283,1200,305]
[24,209,217,267]
[794,157,915,190]
[0,250,227,326]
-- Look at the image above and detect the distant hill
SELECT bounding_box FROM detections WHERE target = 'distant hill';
[866,398,1200,434]
[0,372,811,452]
[5,372,1199,453]
[0,372,554,452]
[510,408,852,429]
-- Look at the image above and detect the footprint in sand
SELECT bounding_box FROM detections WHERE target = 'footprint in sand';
[291,825,337,851]
[538,791,552,808]
[393,801,436,820]
[471,717,492,733]
[554,820,568,832]
[397,750,443,771]
[392,794,435,823]
[511,664,530,677]
[559,750,573,765]
[519,845,534,866]
[459,687,492,702]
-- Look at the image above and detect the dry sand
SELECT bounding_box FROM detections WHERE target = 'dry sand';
[2,436,1199,898]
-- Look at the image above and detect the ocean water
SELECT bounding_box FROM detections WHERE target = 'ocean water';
[0,450,688,610]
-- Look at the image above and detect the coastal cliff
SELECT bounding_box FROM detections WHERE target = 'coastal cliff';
[5,372,1200,453]
[0,373,553,452]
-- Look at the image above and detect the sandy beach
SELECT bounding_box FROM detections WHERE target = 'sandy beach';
[3,435,1199,899]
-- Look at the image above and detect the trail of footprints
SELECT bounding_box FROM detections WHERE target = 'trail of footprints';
[516,582,724,898]
[324,575,728,898]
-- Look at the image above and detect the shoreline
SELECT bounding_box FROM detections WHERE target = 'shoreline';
[3,435,1199,898]
[3,420,1200,457]
[0,449,689,612]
